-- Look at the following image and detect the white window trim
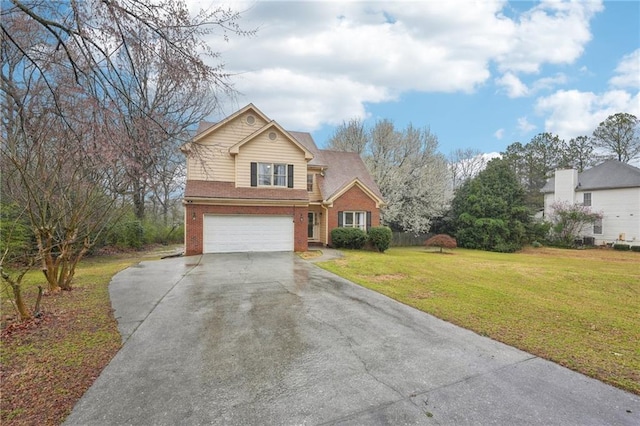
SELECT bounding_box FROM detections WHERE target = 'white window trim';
[342,211,367,231]
[258,162,287,187]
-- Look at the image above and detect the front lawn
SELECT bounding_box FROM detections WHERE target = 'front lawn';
[319,246,640,395]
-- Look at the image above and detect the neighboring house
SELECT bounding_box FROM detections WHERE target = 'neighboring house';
[541,160,640,245]
[181,104,385,255]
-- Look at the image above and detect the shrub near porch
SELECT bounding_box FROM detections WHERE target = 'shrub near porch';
[318,247,640,395]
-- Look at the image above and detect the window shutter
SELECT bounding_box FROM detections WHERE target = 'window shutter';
[287,164,294,188]
[250,162,257,187]
[338,211,343,227]
[366,211,372,230]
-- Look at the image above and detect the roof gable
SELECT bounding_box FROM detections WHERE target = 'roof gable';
[192,103,270,142]
[317,150,385,206]
[228,121,314,160]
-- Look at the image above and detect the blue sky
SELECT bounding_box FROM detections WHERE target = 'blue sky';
[189,1,639,155]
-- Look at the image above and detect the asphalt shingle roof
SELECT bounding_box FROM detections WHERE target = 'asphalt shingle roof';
[541,160,640,193]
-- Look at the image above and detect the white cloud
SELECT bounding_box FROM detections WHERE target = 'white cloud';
[517,117,537,133]
[531,73,568,92]
[535,89,640,139]
[497,0,603,73]
[609,49,640,90]
[229,68,392,130]
[496,72,529,98]
[494,128,505,139]
[183,0,605,131]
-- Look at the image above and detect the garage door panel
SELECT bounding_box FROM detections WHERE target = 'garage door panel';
[203,215,294,253]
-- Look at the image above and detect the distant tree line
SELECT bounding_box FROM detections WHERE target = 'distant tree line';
[330,112,638,253]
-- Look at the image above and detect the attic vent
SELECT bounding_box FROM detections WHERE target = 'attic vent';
[246,115,255,125]
[268,131,277,141]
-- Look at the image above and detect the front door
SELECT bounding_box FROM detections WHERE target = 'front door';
[308,212,317,240]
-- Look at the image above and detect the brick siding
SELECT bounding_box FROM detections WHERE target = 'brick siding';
[327,185,381,246]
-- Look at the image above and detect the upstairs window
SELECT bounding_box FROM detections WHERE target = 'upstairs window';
[307,174,314,192]
[258,163,286,186]
[583,192,592,207]
[251,162,294,188]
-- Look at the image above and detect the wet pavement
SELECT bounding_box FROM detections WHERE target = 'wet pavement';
[65,252,640,425]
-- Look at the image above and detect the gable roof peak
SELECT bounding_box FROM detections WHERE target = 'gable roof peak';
[193,103,271,142]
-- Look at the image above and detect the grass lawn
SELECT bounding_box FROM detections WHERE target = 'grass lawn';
[318,246,640,395]
[1,245,181,426]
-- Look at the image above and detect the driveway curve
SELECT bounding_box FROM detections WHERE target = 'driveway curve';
[65,253,639,425]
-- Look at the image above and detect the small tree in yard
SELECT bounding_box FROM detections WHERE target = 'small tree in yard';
[547,202,603,247]
[425,234,457,253]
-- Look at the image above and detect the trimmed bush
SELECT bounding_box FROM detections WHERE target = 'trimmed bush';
[631,246,640,252]
[425,234,457,253]
[368,226,392,252]
[331,227,367,249]
[613,243,630,251]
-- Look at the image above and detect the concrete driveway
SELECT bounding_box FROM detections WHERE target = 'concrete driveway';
[65,252,639,425]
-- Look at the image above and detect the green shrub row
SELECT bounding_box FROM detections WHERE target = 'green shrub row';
[631,246,640,252]
[331,226,392,252]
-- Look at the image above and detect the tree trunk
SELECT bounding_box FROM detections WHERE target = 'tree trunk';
[35,227,61,293]
[133,179,146,220]
[1,268,32,321]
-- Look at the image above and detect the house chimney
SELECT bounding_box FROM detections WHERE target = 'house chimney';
[554,169,578,203]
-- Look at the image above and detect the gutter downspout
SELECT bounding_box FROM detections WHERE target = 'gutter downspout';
[322,203,329,247]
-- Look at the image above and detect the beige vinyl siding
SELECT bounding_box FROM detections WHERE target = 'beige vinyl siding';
[187,113,268,181]
[236,130,307,189]
[308,173,323,201]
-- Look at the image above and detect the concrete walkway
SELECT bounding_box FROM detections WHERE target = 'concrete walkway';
[65,253,640,425]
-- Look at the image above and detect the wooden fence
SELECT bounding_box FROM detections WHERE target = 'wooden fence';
[391,232,432,247]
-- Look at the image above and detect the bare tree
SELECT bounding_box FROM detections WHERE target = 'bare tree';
[327,118,368,154]
[448,148,488,190]
[1,0,249,123]
[1,2,250,302]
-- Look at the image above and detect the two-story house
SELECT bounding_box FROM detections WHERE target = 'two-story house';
[181,104,385,255]
[541,160,640,245]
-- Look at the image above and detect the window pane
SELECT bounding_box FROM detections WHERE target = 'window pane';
[274,164,287,186]
[593,218,602,235]
[258,163,272,185]
[344,212,353,226]
[583,193,591,207]
[355,212,366,230]
[307,174,314,192]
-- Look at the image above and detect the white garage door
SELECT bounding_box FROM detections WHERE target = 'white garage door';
[203,215,294,253]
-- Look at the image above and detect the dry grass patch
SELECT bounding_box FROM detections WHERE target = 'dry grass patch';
[319,246,640,395]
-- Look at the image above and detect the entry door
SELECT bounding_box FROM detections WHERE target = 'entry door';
[308,212,317,240]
